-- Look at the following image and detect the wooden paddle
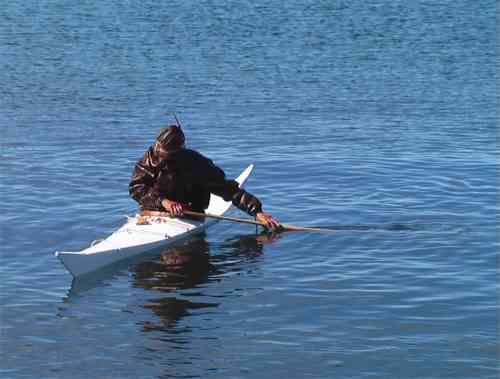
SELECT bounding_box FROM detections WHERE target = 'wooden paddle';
[140,210,333,234]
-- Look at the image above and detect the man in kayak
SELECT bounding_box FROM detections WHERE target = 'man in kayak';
[129,123,281,231]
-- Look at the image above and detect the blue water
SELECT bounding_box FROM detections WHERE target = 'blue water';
[1,1,498,378]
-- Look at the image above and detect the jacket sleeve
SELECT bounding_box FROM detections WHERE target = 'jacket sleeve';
[129,151,163,211]
[199,158,263,217]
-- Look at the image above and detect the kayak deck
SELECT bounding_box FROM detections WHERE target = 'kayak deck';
[55,216,206,277]
[86,216,201,254]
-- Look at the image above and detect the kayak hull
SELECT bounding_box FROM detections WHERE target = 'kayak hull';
[55,165,253,277]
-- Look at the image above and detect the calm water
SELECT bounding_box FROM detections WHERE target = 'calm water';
[1,1,498,378]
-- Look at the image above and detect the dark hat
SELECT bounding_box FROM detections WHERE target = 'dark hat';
[154,125,185,156]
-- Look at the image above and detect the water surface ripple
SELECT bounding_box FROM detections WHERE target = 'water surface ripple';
[1,1,498,378]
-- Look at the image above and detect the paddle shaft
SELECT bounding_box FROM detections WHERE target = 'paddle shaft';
[140,210,331,233]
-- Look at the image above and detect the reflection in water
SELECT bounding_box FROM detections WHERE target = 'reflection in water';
[133,237,213,292]
[131,232,279,333]
[64,232,279,298]
[57,232,280,378]
[219,232,281,257]
[141,297,218,331]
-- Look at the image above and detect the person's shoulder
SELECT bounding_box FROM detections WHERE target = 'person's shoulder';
[182,149,211,163]
[181,149,222,174]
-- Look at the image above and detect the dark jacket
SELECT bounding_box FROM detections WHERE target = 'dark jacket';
[129,148,262,216]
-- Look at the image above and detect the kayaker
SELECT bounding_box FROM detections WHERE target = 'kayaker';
[129,123,281,231]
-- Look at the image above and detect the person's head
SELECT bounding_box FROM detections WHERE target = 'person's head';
[153,124,185,158]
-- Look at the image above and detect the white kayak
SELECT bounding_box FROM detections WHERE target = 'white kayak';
[55,164,254,277]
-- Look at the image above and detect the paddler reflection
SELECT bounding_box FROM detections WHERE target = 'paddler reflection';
[133,236,212,292]
[132,232,279,331]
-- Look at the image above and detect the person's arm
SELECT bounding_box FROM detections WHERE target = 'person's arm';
[199,157,281,229]
[198,158,260,214]
[129,150,163,210]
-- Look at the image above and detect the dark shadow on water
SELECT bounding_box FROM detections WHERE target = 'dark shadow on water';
[61,232,279,322]
[56,232,280,379]
[62,221,420,303]
[133,243,211,332]
[132,237,213,293]
[63,221,417,299]
[131,232,279,332]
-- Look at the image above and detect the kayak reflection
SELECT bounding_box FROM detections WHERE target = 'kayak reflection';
[132,232,280,332]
